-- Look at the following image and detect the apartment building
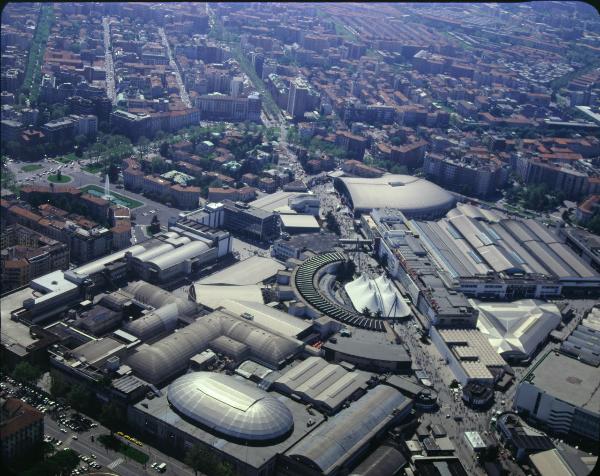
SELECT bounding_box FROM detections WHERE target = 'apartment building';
[0,398,44,464]
[196,93,261,122]
[424,152,509,197]
[287,77,310,119]
[1,224,69,291]
[335,131,368,160]
[207,187,257,203]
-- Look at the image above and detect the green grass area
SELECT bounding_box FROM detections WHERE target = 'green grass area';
[23,4,54,102]
[98,435,149,465]
[21,164,43,172]
[83,163,105,174]
[79,185,144,209]
[56,153,78,164]
[47,174,72,183]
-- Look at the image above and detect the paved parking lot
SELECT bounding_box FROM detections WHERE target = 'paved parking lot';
[1,375,194,476]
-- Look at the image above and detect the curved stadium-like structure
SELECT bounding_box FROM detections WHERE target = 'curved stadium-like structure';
[292,252,386,331]
[168,372,294,443]
[335,174,456,218]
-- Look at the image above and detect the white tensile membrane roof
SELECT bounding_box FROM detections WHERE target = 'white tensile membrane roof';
[344,274,411,318]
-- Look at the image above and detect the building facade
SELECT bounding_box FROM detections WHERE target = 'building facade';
[0,398,44,464]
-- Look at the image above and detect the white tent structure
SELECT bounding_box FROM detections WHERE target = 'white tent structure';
[344,274,411,318]
[472,299,562,361]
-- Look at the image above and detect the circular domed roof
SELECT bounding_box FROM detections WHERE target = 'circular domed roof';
[167,372,294,442]
[335,174,456,217]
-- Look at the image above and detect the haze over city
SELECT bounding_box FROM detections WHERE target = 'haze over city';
[1,3,599,476]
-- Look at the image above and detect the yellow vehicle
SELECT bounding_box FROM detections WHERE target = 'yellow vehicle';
[116,431,124,437]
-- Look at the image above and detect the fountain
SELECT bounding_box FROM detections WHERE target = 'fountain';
[103,174,112,201]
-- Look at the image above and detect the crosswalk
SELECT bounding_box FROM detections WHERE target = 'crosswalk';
[107,457,124,470]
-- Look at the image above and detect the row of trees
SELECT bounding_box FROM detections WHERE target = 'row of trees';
[21,448,79,476]
[1,158,19,193]
[50,372,125,438]
[22,4,54,103]
[581,211,600,235]
[11,362,44,384]
[184,444,235,476]
[84,133,134,181]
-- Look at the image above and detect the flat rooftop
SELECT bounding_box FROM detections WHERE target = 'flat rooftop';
[324,329,410,363]
[527,352,600,413]
[280,214,320,230]
[249,191,303,213]
[1,288,38,356]
[196,255,285,286]
[221,300,312,338]
[133,380,324,470]
[72,337,125,367]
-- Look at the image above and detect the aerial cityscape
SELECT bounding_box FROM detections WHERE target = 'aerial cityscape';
[1,2,599,476]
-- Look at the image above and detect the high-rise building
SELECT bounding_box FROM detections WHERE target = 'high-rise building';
[230,77,243,98]
[287,77,310,120]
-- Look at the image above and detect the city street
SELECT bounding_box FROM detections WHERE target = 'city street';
[392,319,509,476]
[102,17,116,104]
[159,27,192,108]
[44,415,195,476]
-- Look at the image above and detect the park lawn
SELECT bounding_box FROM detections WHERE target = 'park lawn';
[47,174,72,183]
[56,153,78,164]
[21,164,43,172]
[98,435,149,464]
[79,185,144,209]
[121,444,149,464]
[83,163,104,174]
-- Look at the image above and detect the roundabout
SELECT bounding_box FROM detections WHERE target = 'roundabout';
[47,173,72,183]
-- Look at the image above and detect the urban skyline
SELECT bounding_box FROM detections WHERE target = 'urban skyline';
[1,3,599,476]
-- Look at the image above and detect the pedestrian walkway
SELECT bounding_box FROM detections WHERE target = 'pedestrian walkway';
[107,457,124,470]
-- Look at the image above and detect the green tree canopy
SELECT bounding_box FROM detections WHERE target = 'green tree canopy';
[12,362,42,384]
[150,215,161,234]
[22,448,79,476]
[586,212,600,235]
[99,402,124,436]
[159,142,170,158]
[66,384,94,414]
[184,444,235,476]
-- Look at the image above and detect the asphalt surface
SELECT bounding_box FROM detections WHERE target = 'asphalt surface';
[392,319,521,476]
[1,375,195,476]
[159,27,192,108]
[44,415,196,476]
[102,17,116,104]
